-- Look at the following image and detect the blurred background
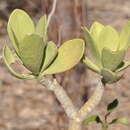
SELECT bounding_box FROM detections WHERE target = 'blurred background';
[0,0,130,130]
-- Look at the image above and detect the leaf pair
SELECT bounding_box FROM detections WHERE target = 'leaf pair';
[8,9,47,54]
[7,9,47,75]
[43,39,85,75]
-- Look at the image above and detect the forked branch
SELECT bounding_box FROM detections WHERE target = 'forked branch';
[40,77,105,130]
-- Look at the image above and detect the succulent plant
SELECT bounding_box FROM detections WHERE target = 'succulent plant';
[82,22,130,83]
[3,9,85,79]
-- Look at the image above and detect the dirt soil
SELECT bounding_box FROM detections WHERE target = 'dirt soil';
[0,0,130,130]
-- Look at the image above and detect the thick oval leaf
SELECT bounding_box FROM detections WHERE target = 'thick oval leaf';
[102,48,125,71]
[90,22,104,41]
[7,9,35,52]
[98,26,119,52]
[82,27,101,65]
[41,41,58,72]
[3,45,35,79]
[19,34,45,75]
[42,39,85,75]
[107,99,119,113]
[119,21,130,49]
[83,56,101,74]
[36,15,47,41]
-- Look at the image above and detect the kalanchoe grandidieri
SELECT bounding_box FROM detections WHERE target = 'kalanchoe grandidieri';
[3,9,85,79]
[82,22,130,83]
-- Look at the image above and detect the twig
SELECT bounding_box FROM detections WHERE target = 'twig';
[46,0,57,29]
[73,0,83,37]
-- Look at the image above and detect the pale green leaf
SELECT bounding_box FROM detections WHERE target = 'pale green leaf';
[36,15,47,41]
[82,26,101,65]
[7,9,35,52]
[119,21,130,49]
[3,45,35,79]
[102,48,125,71]
[98,26,119,52]
[41,41,58,72]
[19,34,45,75]
[90,22,104,41]
[42,39,85,75]
[83,56,101,74]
